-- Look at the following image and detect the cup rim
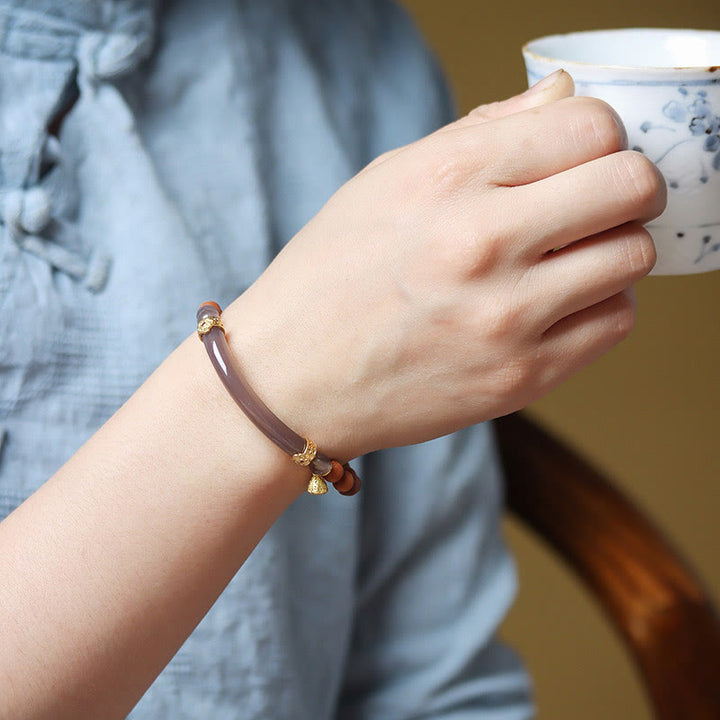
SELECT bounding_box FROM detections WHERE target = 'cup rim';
[523,28,720,72]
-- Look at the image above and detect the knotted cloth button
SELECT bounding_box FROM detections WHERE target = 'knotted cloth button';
[1,186,111,292]
[77,30,154,82]
[19,187,52,233]
[2,187,52,235]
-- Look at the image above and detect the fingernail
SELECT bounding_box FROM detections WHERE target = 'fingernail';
[524,69,564,95]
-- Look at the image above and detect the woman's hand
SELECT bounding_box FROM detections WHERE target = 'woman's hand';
[226,71,665,459]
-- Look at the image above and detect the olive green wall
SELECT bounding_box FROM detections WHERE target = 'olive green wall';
[401,2,720,718]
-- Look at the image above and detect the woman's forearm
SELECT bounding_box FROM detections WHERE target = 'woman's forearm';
[0,317,308,720]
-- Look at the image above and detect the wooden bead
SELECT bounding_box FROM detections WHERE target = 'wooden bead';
[333,470,355,494]
[199,301,222,314]
[325,460,344,484]
[338,466,361,496]
[339,478,360,496]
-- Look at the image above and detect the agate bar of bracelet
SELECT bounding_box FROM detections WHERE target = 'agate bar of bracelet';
[196,302,333,477]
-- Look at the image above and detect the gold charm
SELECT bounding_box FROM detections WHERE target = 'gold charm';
[293,438,317,467]
[197,315,225,340]
[307,474,328,495]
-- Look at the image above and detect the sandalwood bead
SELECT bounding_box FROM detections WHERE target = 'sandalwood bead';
[333,470,355,494]
[199,300,222,314]
[338,466,361,496]
[325,460,345,484]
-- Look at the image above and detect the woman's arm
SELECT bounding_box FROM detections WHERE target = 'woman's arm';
[0,72,665,719]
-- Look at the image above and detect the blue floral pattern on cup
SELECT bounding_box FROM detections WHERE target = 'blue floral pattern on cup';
[638,88,720,185]
[635,87,720,266]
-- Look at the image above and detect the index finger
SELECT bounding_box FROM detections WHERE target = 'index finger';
[442,95,629,188]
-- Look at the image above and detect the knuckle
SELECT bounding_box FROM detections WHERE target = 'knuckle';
[462,191,521,277]
[423,146,474,200]
[464,227,504,276]
[467,101,501,122]
[571,96,628,154]
[615,151,666,211]
[499,359,528,395]
[496,305,524,336]
[497,355,534,397]
[486,285,530,340]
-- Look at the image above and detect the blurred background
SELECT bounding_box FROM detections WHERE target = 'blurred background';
[401,1,719,717]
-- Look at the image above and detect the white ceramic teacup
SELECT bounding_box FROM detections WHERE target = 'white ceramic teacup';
[523,28,720,275]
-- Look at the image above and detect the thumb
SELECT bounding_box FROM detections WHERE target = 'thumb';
[459,69,575,126]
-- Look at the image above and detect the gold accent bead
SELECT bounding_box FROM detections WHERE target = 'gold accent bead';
[307,474,328,495]
[197,315,225,341]
[292,438,317,467]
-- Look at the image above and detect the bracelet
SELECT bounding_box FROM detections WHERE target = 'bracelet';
[196,302,360,496]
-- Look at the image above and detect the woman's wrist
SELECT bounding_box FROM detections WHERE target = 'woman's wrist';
[196,302,360,496]
[217,289,356,461]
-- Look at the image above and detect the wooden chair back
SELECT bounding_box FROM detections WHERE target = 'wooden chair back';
[494,413,720,720]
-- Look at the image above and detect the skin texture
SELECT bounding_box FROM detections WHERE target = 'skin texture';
[0,72,665,719]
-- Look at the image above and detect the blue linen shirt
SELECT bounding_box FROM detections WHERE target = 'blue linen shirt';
[0,0,535,717]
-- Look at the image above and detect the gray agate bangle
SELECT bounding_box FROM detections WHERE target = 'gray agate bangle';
[196,302,360,496]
